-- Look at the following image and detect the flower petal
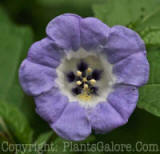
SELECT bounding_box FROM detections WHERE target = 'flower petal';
[103,26,146,64]
[35,88,68,123]
[88,102,126,134]
[28,37,63,68]
[113,52,149,86]
[108,85,138,121]
[51,102,91,141]
[88,85,138,133]
[80,17,110,50]
[46,14,81,50]
[19,59,57,96]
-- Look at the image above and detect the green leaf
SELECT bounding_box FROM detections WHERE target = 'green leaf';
[30,0,104,40]
[0,117,14,143]
[0,7,33,103]
[0,100,33,143]
[0,6,11,24]
[138,47,160,116]
[34,131,53,146]
[0,117,8,134]
[32,131,53,153]
[0,24,33,102]
[138,85,160,117]
[39,0,102,8]
[140,27,160,47]
[0,6,35,143]
[47,137,75,154]
[93,0,160,28]
[0,6,51,139]
[145,48,160,84]
[5,26,33,107]
[17,132,53,154]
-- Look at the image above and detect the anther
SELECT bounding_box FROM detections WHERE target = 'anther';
[76,70,82,77]
[87,67,92,73]
[76,81,82,86]
[84,84,88,89]
[90,79,96,85]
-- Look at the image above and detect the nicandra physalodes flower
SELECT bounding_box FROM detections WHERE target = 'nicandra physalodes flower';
[19,14,149,141]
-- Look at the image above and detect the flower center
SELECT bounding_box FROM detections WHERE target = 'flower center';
[56,49,116,108]
[66,61,102,101]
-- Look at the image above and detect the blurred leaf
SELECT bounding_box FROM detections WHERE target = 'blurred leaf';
[0,5,11,23]
[16,132,53,154]
[5,26,33,107]
[47,137,74,154]
[0,117,14,143]
[79,135,96,144]
[0,100,33,143]
[32,0,105,40]
[33,131,53,153]
[93,0,160,28]
[16,151,37,154]
[0,117,8,133]
[0,6,51,139]
[140,27,160,47]
[84,151,102,154]
[39,0,104,9]
[0,7,33,103]
[0,25,32,102]
[0,6,42,141]
[0,24,21,100]
[138,47,160,117]
[34,131,52,146]
[0,6,36,143]
[138,85,160,117]
[142,47,160,84]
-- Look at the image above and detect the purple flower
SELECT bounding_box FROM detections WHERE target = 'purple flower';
[19,14,149,141]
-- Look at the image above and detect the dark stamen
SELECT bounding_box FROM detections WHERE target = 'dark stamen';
[76,76,82,81]
[72,87,82,95]
[92,69,102,80]
[82,71,86,77]
[66,72,75,82]
[79,82,84,88]
[90,86,98,95]
[77,61,88,72]
[87,75,92,80]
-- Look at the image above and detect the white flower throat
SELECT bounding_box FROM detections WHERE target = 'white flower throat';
[56,49,116,108]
